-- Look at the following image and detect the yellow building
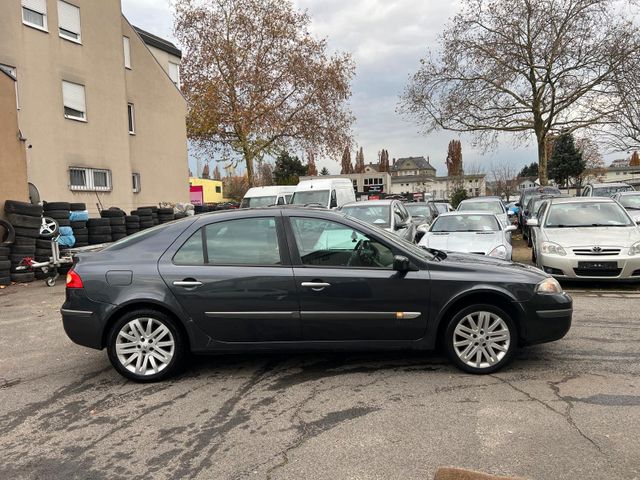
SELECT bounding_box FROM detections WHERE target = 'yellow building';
[189,178,224,204]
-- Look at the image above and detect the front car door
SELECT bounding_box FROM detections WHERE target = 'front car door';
[158,213,301,343]
[284,212,430,341]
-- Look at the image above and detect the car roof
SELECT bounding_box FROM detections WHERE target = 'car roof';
[460,196,502,202]
[342,200,394,207]
[588,182,632,188]
[547,196,615,204]
[436,210,497,217]
[615,191,640,196]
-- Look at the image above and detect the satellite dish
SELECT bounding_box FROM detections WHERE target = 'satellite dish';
[28,182,40,205]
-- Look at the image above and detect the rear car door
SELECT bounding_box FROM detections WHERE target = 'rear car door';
[158,214,301,342]
[285,214,430,341]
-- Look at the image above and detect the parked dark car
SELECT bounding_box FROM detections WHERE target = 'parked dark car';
[405,202,439,242]
[61,207,572,381]
[517,186,561,231]
[521,194,565,246]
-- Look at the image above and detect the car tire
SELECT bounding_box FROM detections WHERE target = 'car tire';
[531,247,537,263]
[88,234,112,244]
[444,304,517,374]
[5,213,42,229]
[106,309,186,382]
[13,236,36,247]
[43,202,71,211]
[10,272,35,283]
[13,226,40,238]
[527,234,532,248]
[87,218,110,227]
[0,219,16,245]
[4,200,43,217]
[70,203,86,211]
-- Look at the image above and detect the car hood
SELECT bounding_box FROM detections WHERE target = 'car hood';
[423,232,502,254]
[544,226,640,247]
[438,251,547,279]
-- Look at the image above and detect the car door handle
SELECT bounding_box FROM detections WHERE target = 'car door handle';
[301,282,331,291]
[173,280,203,287]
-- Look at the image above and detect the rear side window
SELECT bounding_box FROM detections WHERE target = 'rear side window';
[173,217,281,265]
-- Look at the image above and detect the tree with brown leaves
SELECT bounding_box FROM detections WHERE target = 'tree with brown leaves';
[201,164,210,179]
[307,152,318,176]
[445,140,462,176]
[354,147,365,173]
[400,0,640,185]
[175,0,355,187]
[576,137,606,184]
[340,145,353,174]
[213,165,221,181]
[378,149,390,172]
[630,151,640,167]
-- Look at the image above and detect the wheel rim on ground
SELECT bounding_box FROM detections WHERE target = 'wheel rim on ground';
[453,311,510,369]
[115,317,175,376]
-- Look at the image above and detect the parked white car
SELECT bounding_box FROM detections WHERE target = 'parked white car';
[528,197,640,281]
[457,197,509,227]
[419,211,516,260]
[241,186,296,208]
[611,191,640,223]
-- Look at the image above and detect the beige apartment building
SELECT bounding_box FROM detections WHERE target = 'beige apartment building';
[0,0,188,214]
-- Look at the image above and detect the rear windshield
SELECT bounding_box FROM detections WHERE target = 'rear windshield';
[592,185,634,197]
[341,205,391,228]
[406,204,430,217]
[240,196,277,208]
[431,214,500,232]
[458,200,503,214]
[291,190,329,207]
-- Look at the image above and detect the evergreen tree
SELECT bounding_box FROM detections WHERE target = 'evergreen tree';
[548,132,585,188]
[320,167,330,175]
[354,147,365,173]
[273,151,308,185]
[450,187,468,208]
[340,145,353,174]
[213,165,221,180]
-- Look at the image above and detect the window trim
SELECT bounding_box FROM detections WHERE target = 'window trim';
[62,80,87,122]
[21,1,48,32]
[132,172,141,193]
[57,0,81,44]
[68,166,112,192]
[127,103,135,134]
[123,36,131,69]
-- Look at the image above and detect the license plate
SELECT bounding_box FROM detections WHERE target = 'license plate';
[578,261,618,270]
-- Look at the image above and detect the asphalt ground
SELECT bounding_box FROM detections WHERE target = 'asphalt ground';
[1,260,639,479]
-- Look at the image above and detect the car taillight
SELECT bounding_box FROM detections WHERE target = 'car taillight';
[66,270,84,289]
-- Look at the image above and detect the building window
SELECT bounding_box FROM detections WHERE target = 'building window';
[123,36,131,69]
[62,81,86,121]
[69,167,112,191]
[127,103,135,134]
[168,62,180,88]
[132,173,141,193]
[0,65,19,109]
[57,1,81,43]
[22,0,47,31]
[215,186,221,193]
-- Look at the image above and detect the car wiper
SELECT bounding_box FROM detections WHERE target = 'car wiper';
[419,245,447,261]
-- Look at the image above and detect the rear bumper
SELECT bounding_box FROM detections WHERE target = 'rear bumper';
[61,289,113,350]
[521,293,573,346]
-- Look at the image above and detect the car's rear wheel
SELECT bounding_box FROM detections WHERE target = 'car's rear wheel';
[106,309,186,382]
[444,305,516,374]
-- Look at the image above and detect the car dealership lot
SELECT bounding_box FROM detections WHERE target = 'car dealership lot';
[1,282,639,480]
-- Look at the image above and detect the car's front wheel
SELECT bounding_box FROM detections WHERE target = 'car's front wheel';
[106,309,186,382]
[444,305,517,374]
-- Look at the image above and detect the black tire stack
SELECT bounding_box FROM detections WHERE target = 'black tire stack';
[70,202,89,247]
[88,218,112,244]
[157,207,175,224]
[132,208,154,230]
[125,215,140,235]
[43,202,71,228]
[100,208,127,241]
[4,200,43,284]
[141,206,159,225]
[0,244,10,286]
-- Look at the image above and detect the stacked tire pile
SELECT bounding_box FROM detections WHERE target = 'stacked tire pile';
[0,243,9,286]
[131,208,154,230]
[70,202,89,247]
[43,202,73,247]
[100,208,127,241]
[4,200,44,284]
[157,207,175,224]
[88,218,111,245]
[125,214,140,235]
[141,206,159,225]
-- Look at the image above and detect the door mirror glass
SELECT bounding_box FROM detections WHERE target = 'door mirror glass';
[393,255,411,272]
[526,218,539,227]
[505,225,517,232]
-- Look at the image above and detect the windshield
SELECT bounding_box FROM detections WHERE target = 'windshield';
[291,190,330,207]
[618,195,640,210]
[593,185,634,197]
[432,203,450,214]
[341,205,391,228]
[240,196,277,208]
[431,214,500,232]
[545,202,633,228]
[405,204,430,218]
[458,200,503,215]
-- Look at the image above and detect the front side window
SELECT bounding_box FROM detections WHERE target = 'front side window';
[22,0,47,30]
[57,1,81,42]
[62,80,86,120]
[174,217,281,265]
[290,217,394,268]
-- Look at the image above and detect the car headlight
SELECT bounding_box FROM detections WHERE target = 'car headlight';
[417,224,430,233]
[540,242,567,256]
[488,245,507,259]
[535,277,563,294]
[629,241,640,256]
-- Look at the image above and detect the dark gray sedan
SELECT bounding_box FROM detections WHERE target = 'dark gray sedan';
[61,207,572,381]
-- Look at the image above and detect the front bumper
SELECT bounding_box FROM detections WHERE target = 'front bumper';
[520,292,573,346]
[61,288,114,349]
[538,252,640,281]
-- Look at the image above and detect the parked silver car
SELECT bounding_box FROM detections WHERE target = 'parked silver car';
[612,191,640,223]
[581,182,634,197]
[528,197,640,281]
[419,211,516,260]
[457,197,509,227]
[340,199,416,242]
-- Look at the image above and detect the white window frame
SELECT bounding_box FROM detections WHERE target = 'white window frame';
[0,65,19,110]
[132,172,141,193]
[168,61,180,88]
[62,80,86,121]
[69,167,112,192]
[22,0,48,31]
[123,36,131,69]
[57,1,81,43]
[127,103,135,134]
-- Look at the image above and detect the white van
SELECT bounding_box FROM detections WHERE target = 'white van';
[240,186,296,208]
[291,178,356,209]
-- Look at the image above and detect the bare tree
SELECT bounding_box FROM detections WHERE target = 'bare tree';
[306,151,318,176]
[576,137,606,184]
[175,0,355,186]
[400,0,640,185]
[489,159,518,201]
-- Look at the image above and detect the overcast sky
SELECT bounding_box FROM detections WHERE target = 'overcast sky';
[121,0,552,177]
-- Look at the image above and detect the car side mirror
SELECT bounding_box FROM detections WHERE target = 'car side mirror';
[524,209,529,216]
[393,255,412,272]
[515,202,521,207]
[505,225,517,232]
[527,218,539,227]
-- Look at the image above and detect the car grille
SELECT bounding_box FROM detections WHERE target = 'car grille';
[573,268,622,277]
[572,248,621,256]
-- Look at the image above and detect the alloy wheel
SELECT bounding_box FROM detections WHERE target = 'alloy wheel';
[115,317,175,376]
[452,311,510,369]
